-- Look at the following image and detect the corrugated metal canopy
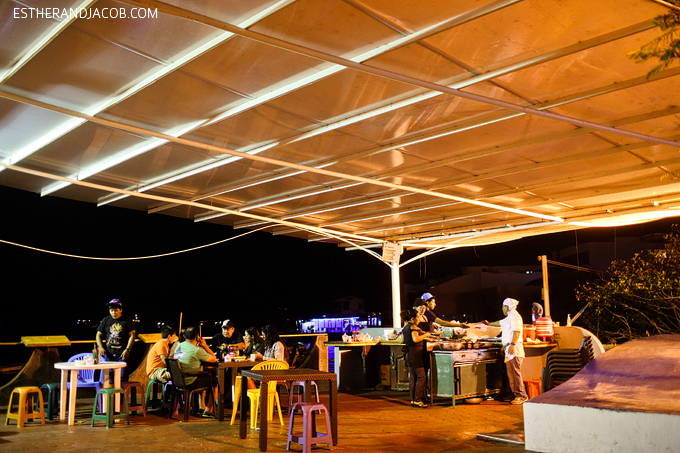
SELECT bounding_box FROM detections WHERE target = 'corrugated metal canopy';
[2,0,680,252]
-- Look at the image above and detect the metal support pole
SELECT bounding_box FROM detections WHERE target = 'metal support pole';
[391,263,401,329]
[539,255,551,317]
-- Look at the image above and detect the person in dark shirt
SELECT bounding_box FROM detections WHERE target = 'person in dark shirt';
[211,319,245,356]
[96,298,136,381]
[421,292,468,330]
[243,326,264,356]
[96,298,136,362]
[401,308,432,408]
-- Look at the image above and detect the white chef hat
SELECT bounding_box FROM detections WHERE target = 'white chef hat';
[503,298,519,311]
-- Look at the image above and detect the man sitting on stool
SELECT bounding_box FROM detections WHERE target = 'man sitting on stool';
[147,325,178,384]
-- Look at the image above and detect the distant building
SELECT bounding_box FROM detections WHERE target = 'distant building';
[297,296,381,334]
[406,234,667,324]
[330,296,364,316]
[409,265,542,323]
[555,235,664,271]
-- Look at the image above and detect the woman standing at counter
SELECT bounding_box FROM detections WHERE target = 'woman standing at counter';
[402,308,432,408]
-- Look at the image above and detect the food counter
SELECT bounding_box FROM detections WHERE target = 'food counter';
[325,338,557,395]
[324,341,394,391]
[430,347,503,407]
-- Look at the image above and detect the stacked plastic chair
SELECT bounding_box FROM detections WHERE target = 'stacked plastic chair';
[541,336,594,391]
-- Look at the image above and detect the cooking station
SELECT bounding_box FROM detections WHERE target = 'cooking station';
[430,344,504,407]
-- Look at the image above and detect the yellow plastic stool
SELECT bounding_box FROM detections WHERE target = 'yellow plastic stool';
[5,386,46,428]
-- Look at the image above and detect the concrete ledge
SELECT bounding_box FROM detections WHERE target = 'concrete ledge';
[524,334,680,452]
[525,401,680,453]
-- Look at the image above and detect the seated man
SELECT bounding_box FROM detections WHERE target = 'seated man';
[173,325,218,417]
[146,325,178,384]
[211,319,245,356]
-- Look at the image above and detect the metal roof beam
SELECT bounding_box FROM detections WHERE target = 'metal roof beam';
[94,0,520,207]
[98,5,666,212]
[230,103,680,230]
[31,0,298,194]
[0,89,563,224]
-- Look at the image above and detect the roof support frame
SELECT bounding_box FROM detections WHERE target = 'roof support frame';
[0,89,564,223]
[231,104,680,231]
[30,0,299,194]
[145,27,680,219]
[85,5,671,211]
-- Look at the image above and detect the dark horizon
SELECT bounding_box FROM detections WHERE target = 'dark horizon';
[1,184,678,343]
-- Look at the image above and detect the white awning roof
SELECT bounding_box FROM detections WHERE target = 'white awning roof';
[2,0,680,252]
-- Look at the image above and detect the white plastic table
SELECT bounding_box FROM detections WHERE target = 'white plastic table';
[54,361,126,426]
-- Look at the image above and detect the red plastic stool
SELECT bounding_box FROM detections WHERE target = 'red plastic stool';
[122,381,146,416]
[286,402,333,453]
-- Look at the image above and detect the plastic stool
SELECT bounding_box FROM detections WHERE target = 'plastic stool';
[122,381,146,416]
[288,380,320,413]
[91,388,130,428]
[286,402,333,453]
[146,380,166,409]
[6,386,45,428]
[146,380,174,412]
[524,378,542,399]
[39,383,60,421]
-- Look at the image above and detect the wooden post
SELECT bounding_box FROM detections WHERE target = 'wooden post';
[539,255,551,317]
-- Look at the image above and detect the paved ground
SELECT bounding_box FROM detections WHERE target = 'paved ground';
[0,389,536,452]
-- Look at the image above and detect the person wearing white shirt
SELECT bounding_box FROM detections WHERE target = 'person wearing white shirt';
[489,298,528,405]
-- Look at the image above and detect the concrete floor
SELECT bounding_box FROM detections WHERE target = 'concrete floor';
[0,390,535,453]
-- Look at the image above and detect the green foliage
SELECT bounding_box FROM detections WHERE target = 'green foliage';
[628,2,680,78]
[576,227,680,343]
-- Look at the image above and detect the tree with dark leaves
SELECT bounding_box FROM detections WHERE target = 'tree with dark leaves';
[576,227,680,344]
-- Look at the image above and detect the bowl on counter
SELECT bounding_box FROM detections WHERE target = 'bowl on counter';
[439,341,464,351]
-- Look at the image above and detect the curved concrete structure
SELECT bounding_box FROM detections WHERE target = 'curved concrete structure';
[525,334,680,452]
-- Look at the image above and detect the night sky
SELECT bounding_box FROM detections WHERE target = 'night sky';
[1,184,677,343]
[0,185,392,342]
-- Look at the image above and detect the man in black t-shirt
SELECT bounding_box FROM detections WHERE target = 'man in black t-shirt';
[210,319,245,356]
[96,299,136,362]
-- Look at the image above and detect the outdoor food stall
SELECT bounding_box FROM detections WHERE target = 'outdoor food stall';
[325,324,561,404]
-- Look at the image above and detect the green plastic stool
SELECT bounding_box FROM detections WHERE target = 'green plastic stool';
[39,383,60,421]
[91,388,130,428]
[146,380,165,409]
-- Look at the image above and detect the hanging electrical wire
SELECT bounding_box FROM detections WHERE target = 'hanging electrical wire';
[0,226,268,260]
[546,259,603,274]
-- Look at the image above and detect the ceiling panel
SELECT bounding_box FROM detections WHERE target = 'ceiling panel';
[1,0,679,252]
